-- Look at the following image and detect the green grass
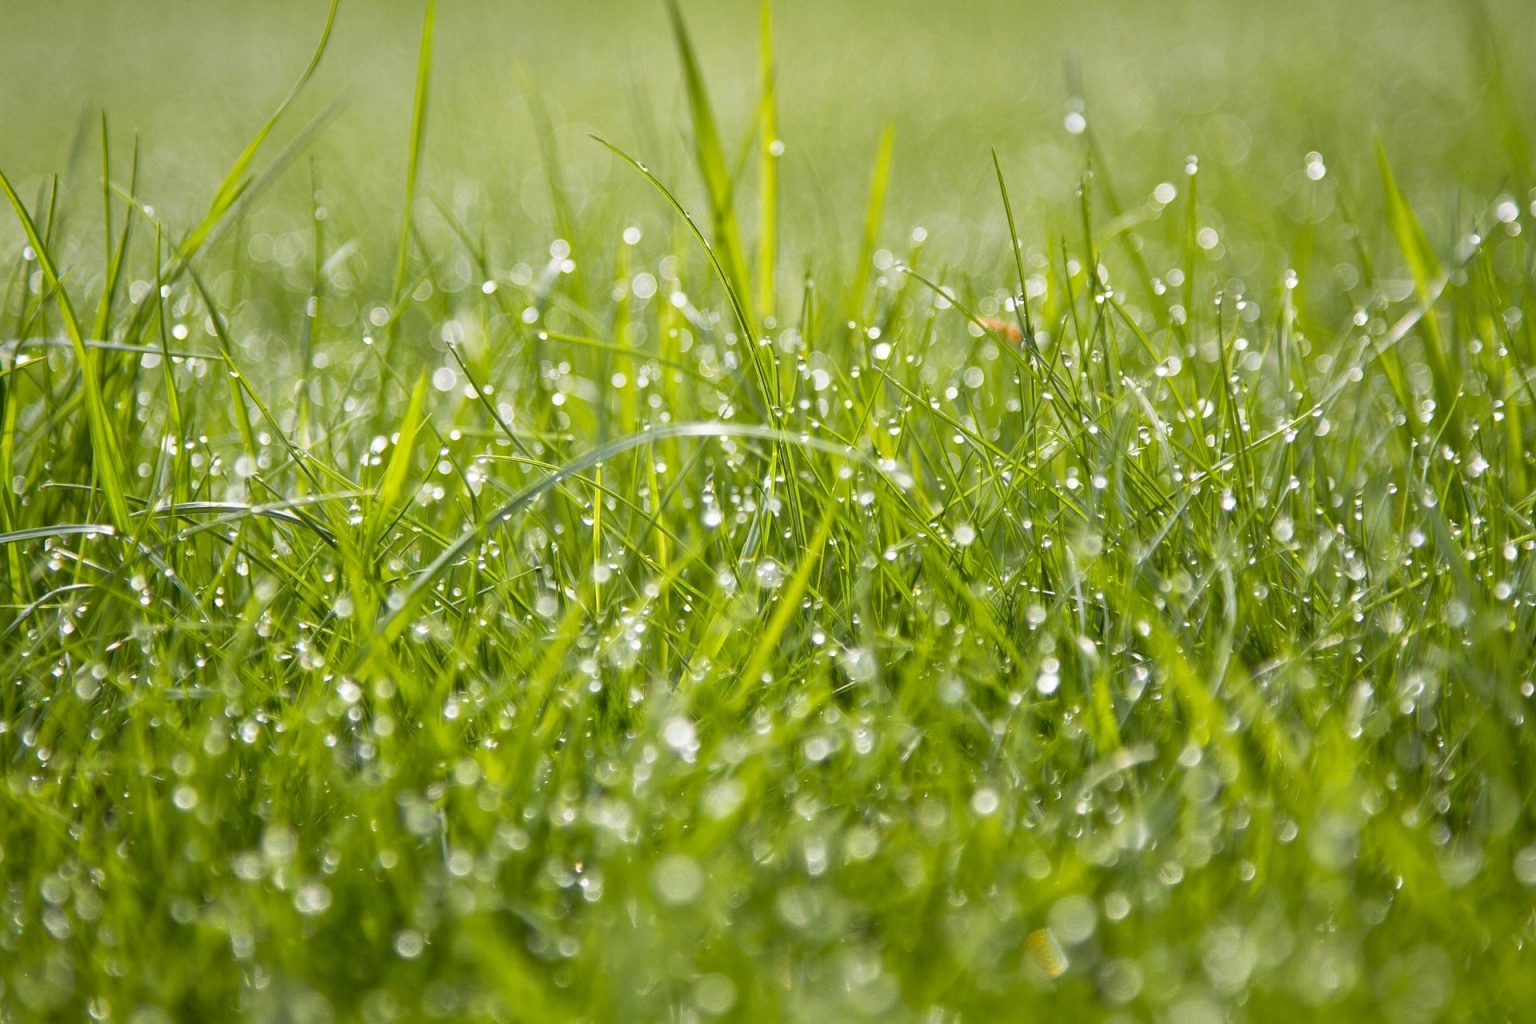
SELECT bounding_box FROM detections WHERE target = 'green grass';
[3,1,1536,1021]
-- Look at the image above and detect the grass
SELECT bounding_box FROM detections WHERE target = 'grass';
[3,1,1536,1021]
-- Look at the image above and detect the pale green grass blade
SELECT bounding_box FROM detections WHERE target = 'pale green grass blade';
[844,125,894,324]
[391,0,437,315]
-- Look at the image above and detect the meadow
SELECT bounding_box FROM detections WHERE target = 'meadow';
[3,0,1535,1020]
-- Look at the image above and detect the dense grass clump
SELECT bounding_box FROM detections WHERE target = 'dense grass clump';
[3,1,1536,1021]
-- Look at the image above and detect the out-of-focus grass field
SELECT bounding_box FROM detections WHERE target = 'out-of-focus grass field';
[3,1,1536,1021]
[5,0,1532,268]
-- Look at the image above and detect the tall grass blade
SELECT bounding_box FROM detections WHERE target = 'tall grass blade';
[0,169,131,530]
[665,0,756,331]
[181,0,339,258]
[756,0,779,317]
[392,0,438,315]
[845,125,894,324]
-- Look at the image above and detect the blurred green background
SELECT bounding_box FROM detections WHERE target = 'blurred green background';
[3,0,1532,278]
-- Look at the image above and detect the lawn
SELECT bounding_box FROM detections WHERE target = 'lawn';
[3,1,1535,1020]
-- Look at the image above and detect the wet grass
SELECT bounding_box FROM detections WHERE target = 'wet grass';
[3,1,1536,1021]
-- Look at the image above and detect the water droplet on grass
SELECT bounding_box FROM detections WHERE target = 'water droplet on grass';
[754,559,785,589]
[840,647,877,683]
[1036,657,1061,695]
[294,883,332,915]
[652,854,704,905]
[662,716,697,755]
[693,974,737,1015]
[1513,845,1536,886]
[394,929,425,958]
[1049,894,1097,944]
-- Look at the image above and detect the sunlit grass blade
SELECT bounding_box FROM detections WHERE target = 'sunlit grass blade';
[91,125,138,345]
[756,0,779,317]
[590,135,775,412]
[992,148,1039,351]
[181,0,339,258]
[1376,141,1459,431]
[844,125,894,325]
[0,168,131,530]
[392,0,437,318]
[665,0,756,332]
[730,488,836,702]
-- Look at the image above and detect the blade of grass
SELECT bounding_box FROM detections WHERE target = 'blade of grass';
[665,0,756,332]
[372,422,901,646]
[992,149,1039,350]
[1377,141,1459,436]
[756,0,779,318]
[91,121,138,344]
[845,125,894,326]
[391,0,437,322]
[374,374,429,535]
[0,169,131,530]
[182,0,339,258]
[730,487,837,704]
[591,135,775,414]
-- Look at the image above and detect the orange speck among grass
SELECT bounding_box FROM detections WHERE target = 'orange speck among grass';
[975,315,1023,343]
